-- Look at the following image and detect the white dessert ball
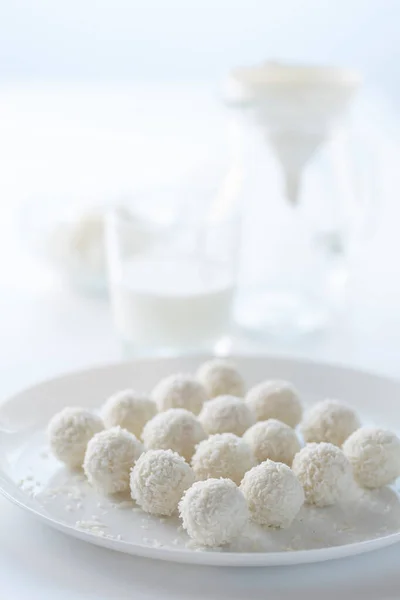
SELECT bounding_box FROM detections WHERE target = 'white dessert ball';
[245,380,302,428]
[47,407,103,468]
[131,449,195,516]
[240,460,304,528]
[301,399,360,447]
[152,373,207,415]
[179,478,248,546]
[199,395,255,437]
[83,426,143,494]
[243,419,301,466]
[292,442,352,507]
[191,433,255,485]
[196,359,245,398]
[343,427,400,489]
[101,389,157,439]
[142,408,206,461]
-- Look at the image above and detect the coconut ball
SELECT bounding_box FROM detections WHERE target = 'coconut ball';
[152,373,207,415]
[47,407,104,468]
[196,359,245,398]
[191,433,255,485]
[292,442,352,507]
[301,399,360,447]
[240,460,304,528]
[101,389,157,439]
[243,419,301,466]
[83,426,143,494]
[245,380,302,428]
[343,427,400,489]
[142,408,206,461]
[131,449,195,516]
[179,478,248,546]
[199,395,255,437]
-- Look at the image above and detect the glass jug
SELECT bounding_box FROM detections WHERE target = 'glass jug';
[225,62,370,338]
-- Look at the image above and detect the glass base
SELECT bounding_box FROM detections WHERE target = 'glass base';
[119,336,234,359]
[234,288,330,340]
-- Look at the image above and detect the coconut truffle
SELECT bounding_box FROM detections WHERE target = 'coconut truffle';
[301,399,360,447]
[83,426,143,494]
[191,433,255,485]
[152,373,207,415]
[47,407,103,468]
[179,478,248,546]
[292,442,352,507]
[243,419,301,466]
[199,395,255,437]
[245,380,302,428]
[101,389,157,438]
[343,427,400,489]
[131,449,195,516]
[142,408,206,461]
[240,460,304,528]
[196,359,245,398]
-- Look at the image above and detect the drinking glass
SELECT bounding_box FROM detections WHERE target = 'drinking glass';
[106,203,240,357]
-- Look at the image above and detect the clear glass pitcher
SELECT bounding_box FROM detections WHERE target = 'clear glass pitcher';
[224,62,373,337]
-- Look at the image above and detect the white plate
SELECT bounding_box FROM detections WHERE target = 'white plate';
[1,354,400,567]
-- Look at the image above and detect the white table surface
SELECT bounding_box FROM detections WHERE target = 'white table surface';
[0,288,400,599]
[1,82,400,597]
[1,491,400,600]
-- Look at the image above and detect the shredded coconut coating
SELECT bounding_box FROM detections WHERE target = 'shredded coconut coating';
[199,395,255,436]
[152,373,207,415]
[179,478,248,546]
[240,460,304,528]
[343,427,400,489]
[142,408,206,461]
[243,419,301,466]
[245,380,302,428]
[131,449,195,516]
[47,407,104,468]
[196,359,245,398]
[292,442,352,507]
[301,399,360,446]
[191,433,255,484]
[83,426,143,494]
[101,389,157,439]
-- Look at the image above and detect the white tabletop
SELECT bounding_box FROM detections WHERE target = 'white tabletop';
[1,493,400,600]
[1,82,400,597]
[0,287,400,599]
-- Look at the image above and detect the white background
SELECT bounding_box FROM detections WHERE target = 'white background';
[1,0,400,100]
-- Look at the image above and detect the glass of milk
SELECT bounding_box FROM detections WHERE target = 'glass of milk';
[105,204,240,357]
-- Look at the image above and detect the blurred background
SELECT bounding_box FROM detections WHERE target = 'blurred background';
[1,0,400,396]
